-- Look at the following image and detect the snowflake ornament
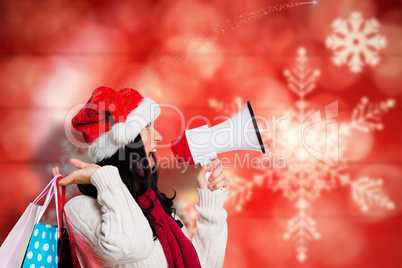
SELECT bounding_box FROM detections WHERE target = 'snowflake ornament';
[326,11,387,73]
[210,47,395,262]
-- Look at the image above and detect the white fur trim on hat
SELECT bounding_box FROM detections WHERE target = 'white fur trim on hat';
[87,98,161,162]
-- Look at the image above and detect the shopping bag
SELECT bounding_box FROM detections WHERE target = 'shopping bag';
[21,222,59,267]
[21,175,62,268]
[0,174,62,268]
[56,176,82,268]
[0,203,41,268]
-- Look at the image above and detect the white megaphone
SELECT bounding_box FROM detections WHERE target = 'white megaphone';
[170,101,265,192]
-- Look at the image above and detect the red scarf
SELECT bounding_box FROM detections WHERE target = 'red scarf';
[138,189,201,268]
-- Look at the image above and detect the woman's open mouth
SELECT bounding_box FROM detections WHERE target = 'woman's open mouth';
[148,148,156,167]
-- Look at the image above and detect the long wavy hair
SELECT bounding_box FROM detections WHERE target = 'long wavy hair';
[78,133,182,240]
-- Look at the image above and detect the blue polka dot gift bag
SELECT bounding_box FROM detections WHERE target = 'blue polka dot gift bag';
[22,223,59,268]
[21,175,62,268]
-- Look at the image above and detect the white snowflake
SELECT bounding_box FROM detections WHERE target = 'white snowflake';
[212,47,395,262]
[326,11,387,73]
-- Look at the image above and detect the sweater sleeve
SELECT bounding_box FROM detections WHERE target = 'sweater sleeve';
[190,188,229,268]
[64,165,155,263]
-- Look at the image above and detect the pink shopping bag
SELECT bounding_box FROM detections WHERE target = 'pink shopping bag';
[0,203,41,267]
[0,174,62,268]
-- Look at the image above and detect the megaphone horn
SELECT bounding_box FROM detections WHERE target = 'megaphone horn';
[171,101,265,192]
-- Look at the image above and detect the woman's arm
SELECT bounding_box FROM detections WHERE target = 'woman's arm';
[192,188,229,268]
[65,165,155,263]
[180,158,229,267]
[175,188,229,268]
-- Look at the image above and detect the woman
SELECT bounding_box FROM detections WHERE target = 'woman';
[52,86,230,267]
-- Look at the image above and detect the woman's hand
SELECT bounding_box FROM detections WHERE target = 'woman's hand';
[51,158,101,186]
[196,158,230,192]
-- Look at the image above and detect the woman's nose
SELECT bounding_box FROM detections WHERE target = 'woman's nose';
[154,130,163,142]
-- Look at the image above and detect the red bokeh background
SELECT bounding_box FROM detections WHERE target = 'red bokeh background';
[1,0,401,267]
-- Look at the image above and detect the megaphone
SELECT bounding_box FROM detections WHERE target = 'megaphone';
[170,101,265,192]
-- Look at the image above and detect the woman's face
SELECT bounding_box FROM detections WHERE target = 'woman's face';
[140,121,163,168]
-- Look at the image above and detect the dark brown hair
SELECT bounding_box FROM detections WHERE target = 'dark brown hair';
[78,134,182,240]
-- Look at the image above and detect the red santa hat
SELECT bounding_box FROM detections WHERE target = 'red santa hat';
[72,86,161,162]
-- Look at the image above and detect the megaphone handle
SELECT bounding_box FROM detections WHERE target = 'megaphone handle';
[204,170,225,193]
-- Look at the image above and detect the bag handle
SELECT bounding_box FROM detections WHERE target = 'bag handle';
[36,175,63,224]
[34,174,63,204]
[53,176,61,232]
[55,176,74,243]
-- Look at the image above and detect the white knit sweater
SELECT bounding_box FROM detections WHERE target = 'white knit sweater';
[64,165,229,268]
